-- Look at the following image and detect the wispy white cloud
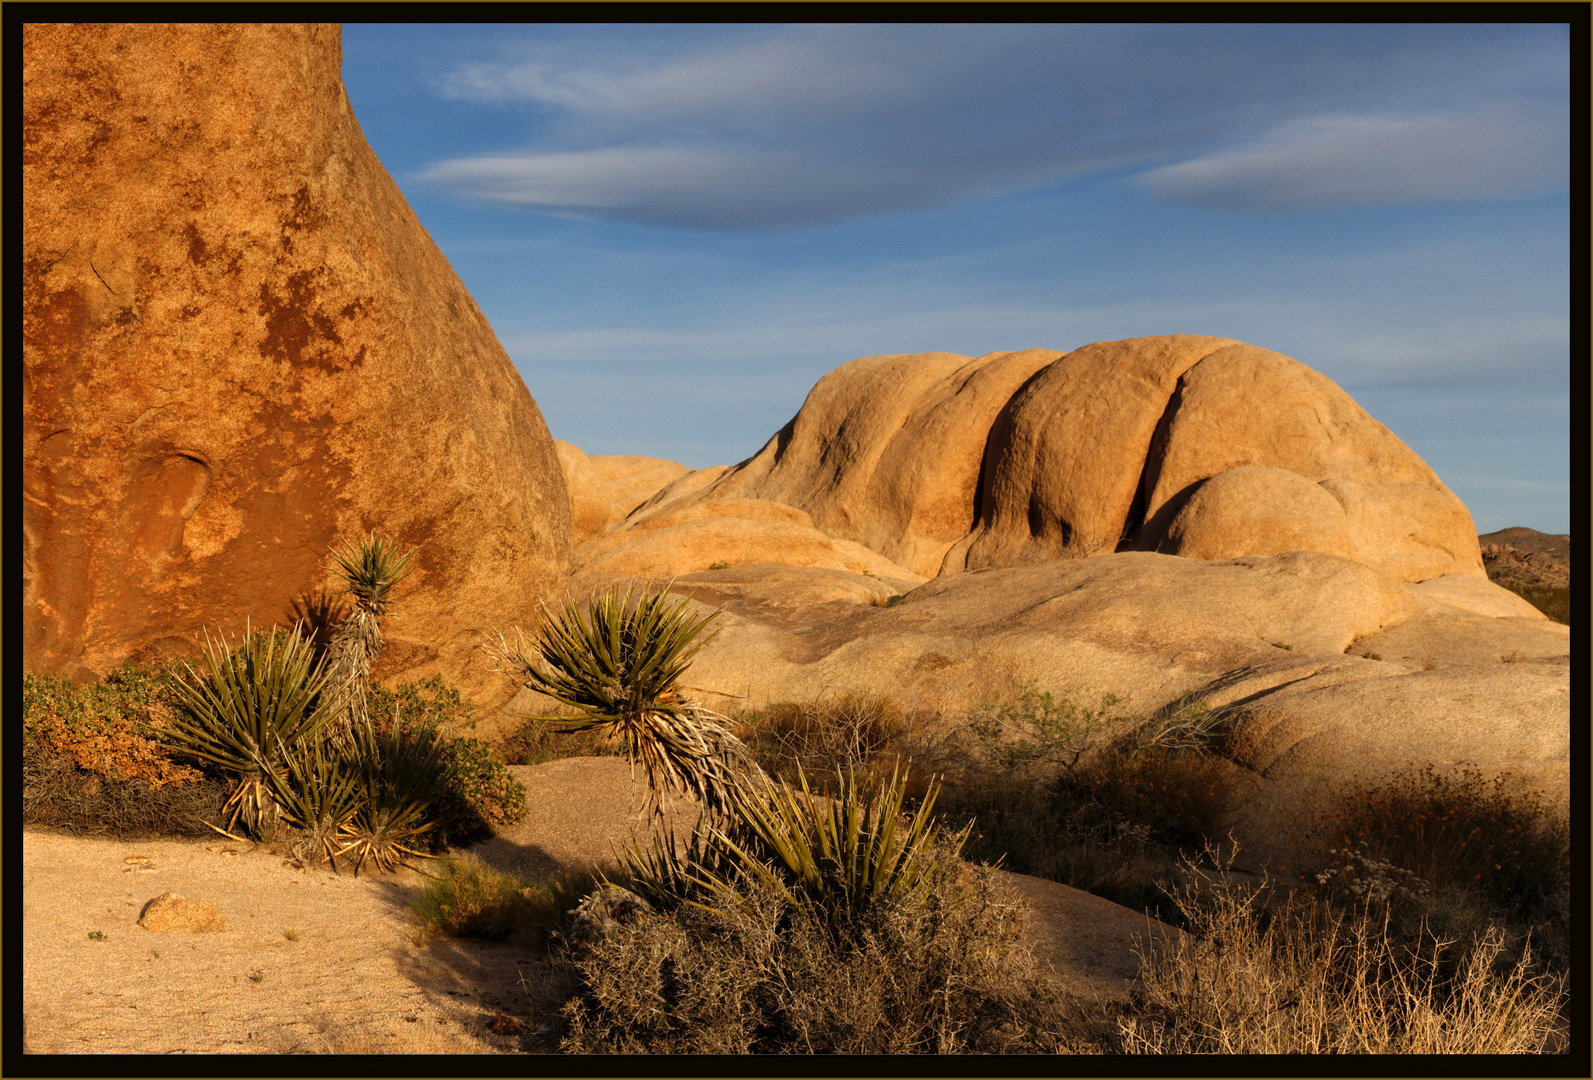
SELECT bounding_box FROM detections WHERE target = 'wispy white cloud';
[417,148,1004,229]
[413,24,1568,228]
[1139,108,1568,210]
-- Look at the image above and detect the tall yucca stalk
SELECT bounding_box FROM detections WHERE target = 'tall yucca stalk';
[486,583,759,819]
[166,623,341,840]
[323,533,416,748]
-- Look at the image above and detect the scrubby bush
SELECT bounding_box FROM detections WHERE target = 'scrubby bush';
[409,853,597,945]
[1118,851,1566,1054]
[1311,765,1569,917]
[560,854,1081,1054]
[23,663,203,790]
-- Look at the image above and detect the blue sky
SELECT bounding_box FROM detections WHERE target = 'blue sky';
[340,22,1569,535]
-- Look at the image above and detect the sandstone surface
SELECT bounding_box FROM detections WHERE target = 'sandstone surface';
[1133,343,1482,581]
[22,24,569,703]
[955,335,1236,569]
[636,350,1065,577]
[574,498,926,583]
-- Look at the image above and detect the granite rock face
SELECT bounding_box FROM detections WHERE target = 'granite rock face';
[613,337,1483,585]
[22,24,570,704]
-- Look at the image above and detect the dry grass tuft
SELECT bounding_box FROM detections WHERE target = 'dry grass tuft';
[1119,850,1566,1053]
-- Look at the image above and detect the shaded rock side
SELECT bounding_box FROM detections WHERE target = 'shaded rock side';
[22,24,570,704]
[953,335,1238,570]
[555,440,692,547]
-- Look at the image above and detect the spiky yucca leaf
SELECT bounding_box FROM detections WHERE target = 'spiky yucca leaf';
[165,624,340,839]
[269,735,363,871]
[715,764,965,933]
[613,814,746,914]
[617,763,969,937]
[333,709,449,876]
[487,584,758,818]
[328,533,416,614]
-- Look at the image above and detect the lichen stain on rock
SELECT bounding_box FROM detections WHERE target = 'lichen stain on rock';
[278,184,326,257]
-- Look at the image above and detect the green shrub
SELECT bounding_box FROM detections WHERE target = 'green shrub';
[23,663,202,790]
[366,675,474,735]
[410,854,600,946]
[440,737,527,827]
[966,684,1121,777]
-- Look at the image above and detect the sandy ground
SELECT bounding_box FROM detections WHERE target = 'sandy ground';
[20,829,568,1055]
[22,756,1175,1056]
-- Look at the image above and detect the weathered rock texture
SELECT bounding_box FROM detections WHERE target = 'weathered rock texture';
[550,552,1569,873]
[22,24,570,703]
[555,440,691,547]
[573,497,925,583]
[138,892,224,933]
[605,337,1482,585]
[615,350,1065,578]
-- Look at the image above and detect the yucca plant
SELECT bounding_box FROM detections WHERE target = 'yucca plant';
[268,735,363,871]
[487,584,759,819]
[165,624,342,840]
[618,763,968,939]
[333,708,449,876]
[718,763,967,934]
[323,533,417,747]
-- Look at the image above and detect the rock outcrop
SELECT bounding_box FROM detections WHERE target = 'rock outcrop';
[555,441,692,547]
[22,24,570,704]
[602,350,1065,578]
[557,551,1569,873]
[595,337,1483,586]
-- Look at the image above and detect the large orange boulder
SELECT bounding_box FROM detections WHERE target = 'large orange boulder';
[661,337,1480,583]
[1136,343,1483,581]
[22,24,570,703]
[952,335,1236,570]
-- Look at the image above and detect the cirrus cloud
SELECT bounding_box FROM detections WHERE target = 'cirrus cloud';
[411,24,1569,228]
